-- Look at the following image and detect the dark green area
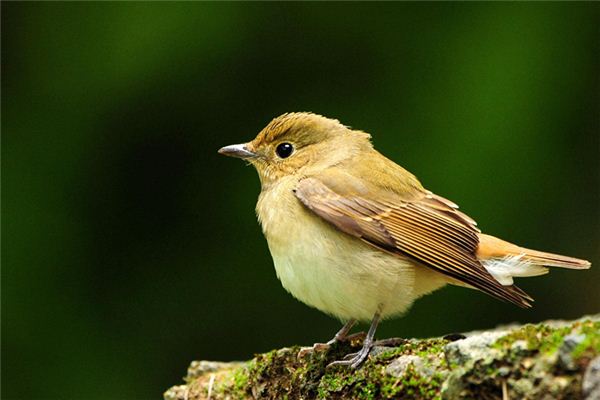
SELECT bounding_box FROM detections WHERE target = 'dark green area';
[2,3,599,399]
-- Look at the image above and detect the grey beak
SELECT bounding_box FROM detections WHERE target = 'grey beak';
[218,143,257,159]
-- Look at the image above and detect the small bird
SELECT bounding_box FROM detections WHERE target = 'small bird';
[218,112,591,368]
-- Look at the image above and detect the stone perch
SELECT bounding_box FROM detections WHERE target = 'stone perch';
[165,315,599,400]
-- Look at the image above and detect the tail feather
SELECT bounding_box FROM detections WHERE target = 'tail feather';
[477,233,591,270]
[477,233,590,288]
[516,248,591,269]
[482,255,548,286]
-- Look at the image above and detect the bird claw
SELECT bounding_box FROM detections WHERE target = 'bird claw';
[297,331,368,360]
[303,314,380,369]
[297,341,333,359]
[327,347,371,369]
[297,347,314,358]
[314,342,332,351]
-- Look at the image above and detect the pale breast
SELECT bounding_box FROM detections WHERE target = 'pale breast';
[256,178,447,321]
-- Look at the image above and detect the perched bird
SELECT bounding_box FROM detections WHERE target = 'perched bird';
[218,112,591,368]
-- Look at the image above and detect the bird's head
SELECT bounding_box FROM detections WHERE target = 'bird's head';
[218,112,372,186]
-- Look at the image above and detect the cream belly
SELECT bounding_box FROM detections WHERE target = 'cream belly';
[257,178,448,322]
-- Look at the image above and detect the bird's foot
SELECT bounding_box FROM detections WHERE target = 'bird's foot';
[326,336,405,368]
[297,343,328,358]
[327,340,373,369]
[326,310,382,369]
[297,331,367,359]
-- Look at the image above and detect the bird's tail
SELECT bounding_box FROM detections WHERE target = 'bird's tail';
[476,234,591,286]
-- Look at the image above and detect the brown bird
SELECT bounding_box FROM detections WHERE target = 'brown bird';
[218,112,591,368]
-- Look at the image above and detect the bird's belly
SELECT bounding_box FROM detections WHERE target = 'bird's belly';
[265,210,446,321]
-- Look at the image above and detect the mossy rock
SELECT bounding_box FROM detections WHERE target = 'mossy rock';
[165,315,600,400]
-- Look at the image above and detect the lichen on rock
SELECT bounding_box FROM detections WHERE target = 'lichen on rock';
[165,315,600,400]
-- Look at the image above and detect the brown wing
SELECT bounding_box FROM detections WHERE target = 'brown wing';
[294,176,532,308]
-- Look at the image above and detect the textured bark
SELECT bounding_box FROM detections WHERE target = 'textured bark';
[165,315,600,400]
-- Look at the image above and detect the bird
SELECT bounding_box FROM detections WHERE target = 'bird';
[218,112,591,368]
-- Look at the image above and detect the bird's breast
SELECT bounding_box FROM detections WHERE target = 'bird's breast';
[255,179,445,321]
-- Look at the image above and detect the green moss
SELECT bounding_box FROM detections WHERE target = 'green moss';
[178,318,598,400]
[572,320,600,360]
[318,368,438,400]
[494,323,570,354]
[453,319,599,400]
[493,318,600,360]
[317,374,348,397]
[302,337,446,399]
[231,365,250,396]
[167,316,599,400]
[374,338,448,362]
[379,365,443,400]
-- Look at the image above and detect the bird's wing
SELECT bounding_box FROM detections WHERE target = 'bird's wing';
[294,172,532,308]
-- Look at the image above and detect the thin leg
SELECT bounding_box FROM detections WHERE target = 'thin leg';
[328,311,381,369]
[326,319,357,345]
[297,319,359,358]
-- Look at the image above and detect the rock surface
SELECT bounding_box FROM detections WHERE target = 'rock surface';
[165,315,600,400]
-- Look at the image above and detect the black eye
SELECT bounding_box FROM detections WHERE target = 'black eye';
[275,142,294,158]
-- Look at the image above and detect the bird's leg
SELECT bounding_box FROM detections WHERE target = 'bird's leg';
[328,310,381,369]
[325,319,358,345]
[298,319,358,358]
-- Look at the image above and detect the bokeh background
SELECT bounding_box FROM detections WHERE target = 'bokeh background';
[3,3,599,399]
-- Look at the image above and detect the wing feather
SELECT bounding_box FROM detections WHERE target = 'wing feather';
[295,176,532,308]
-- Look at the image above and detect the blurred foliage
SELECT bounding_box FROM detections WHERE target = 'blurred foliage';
[2,3,599,399]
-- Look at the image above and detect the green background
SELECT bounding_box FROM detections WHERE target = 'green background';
[3,3,599,399]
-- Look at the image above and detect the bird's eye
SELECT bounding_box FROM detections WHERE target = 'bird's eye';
[275,142,294,158]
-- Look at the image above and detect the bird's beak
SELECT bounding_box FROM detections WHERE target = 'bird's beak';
[218,143,257,159]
